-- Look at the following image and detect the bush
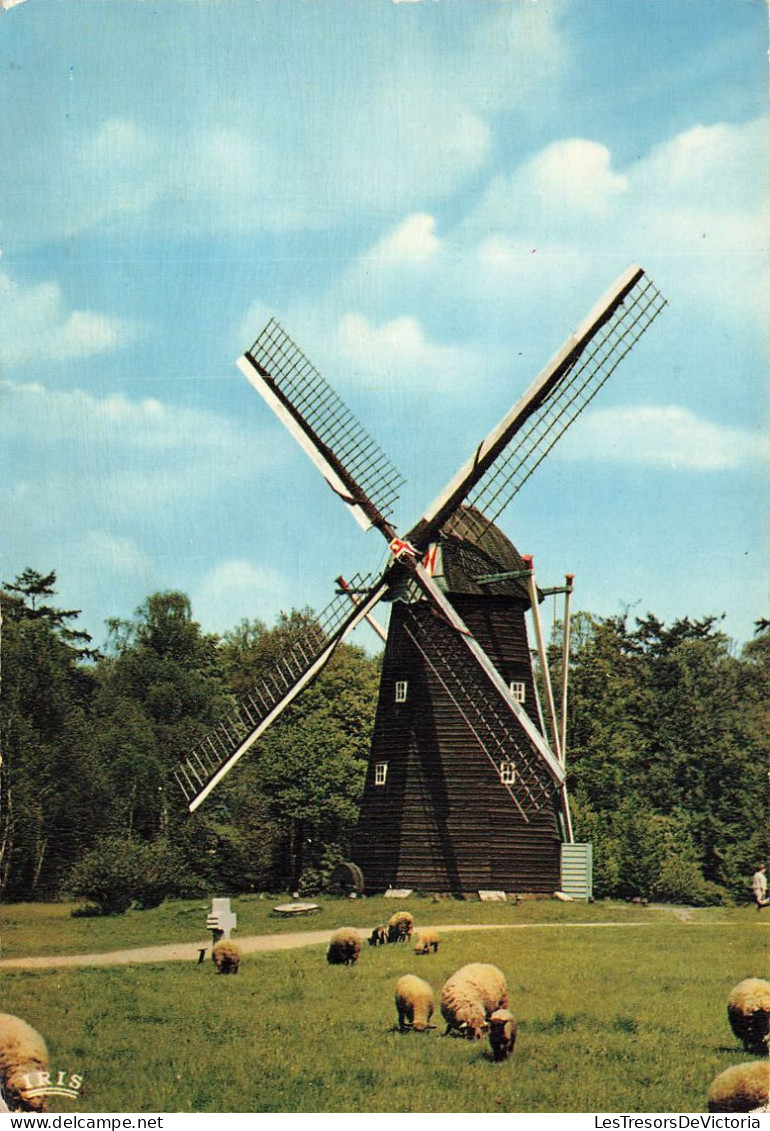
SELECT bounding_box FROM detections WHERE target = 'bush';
[65,835,184,915]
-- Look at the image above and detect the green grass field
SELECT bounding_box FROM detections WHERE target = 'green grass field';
[0,900,766,1113]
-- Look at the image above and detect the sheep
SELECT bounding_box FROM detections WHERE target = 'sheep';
[395,974,436,1032]
[0,1014,50,1113]
[368,925,387,947]
[488,1009,518,1062]
[327,927,361,966]
[440,963,508,1040]
[387,910,414,943]
[707,1061,770,1112]
[413,928,440,955]
[727,978,770,1056]
[212,939,241,974]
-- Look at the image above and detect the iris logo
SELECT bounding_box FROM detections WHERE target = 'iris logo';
[20,1069,84,1102]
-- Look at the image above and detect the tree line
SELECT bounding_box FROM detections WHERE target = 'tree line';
[0,568,766,909]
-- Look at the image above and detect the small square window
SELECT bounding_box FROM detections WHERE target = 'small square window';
[375,762,388,786]
[509,681,526,703]
[395,680,408,703]
[499,760,517,785]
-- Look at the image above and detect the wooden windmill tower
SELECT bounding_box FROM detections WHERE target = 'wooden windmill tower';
[173,265,665,893]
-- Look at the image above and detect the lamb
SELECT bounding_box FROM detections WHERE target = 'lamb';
[387,911,414,943]
[727,978,770,1056]
[212,939,241,974]
[707,1061,770,1112]
[488,1009,518,1061]
[327,927,362,966]
[0,1014,50,1113]
[395,974,436,1032]
[440,963,508,1040]
[413,929,440,955]
[368,925,387,947]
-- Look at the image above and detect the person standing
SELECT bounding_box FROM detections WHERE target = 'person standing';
[751,864,768,910]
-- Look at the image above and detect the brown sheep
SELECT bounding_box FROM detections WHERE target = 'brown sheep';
[727,979,770,1056]
[414,929,440,955]
[707,1061,769,1112]
[488,1009,518,1061]
[212,939,241,974]
[0,1014,50,1113]
[327,927,362,966]
[395,975,436,1032]
[368,925,387,947]
[387,911,414,943]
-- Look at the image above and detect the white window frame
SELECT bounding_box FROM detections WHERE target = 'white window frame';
[395,680,408,703]
[509,680,526,704]
[499,759,517,785]
[375,761,388,787]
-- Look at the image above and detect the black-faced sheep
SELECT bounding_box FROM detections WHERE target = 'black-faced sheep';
[707,1061,770,1112]
[488,1009,518,1061]
[727,978,770,1056]
[413,929,439,955]
[387,911,414,943]
[368,925,387,947]
[212,939,241,974]
[395,974,436,1032]
[327,927,362,966]
[0,1014,50,1113]
[440,962,509,1040]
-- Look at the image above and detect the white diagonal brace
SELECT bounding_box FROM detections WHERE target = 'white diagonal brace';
[187,576,391,812]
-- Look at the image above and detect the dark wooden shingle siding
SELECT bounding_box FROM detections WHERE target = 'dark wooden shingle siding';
[352,586,561,893]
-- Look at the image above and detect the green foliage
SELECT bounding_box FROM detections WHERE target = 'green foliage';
[65,835,187,914]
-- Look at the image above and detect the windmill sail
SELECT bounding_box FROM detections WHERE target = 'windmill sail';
[409,265,666,548]
[238,318,404,535]
[173,572,387,811]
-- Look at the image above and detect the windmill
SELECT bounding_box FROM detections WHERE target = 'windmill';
[173,264,666,893]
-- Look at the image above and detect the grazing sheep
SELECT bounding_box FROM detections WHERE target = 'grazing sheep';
[707,1061,770,1112]
[727,979,770,1056]
[414,929,440,955]
[327,927,361,966]
[0,1014,50,1113]
[488,1009,518,1061]
[440,963,508,1040]
[368,925,387,947]
[387,911,414,943]
[212,939,241,974]
[395,975,436,1032]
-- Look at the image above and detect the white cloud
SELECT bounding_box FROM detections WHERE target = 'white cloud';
[191,560,290,633]
[85,531,152,577]
[558,405,770,470]
[522,139,628,216]
[369,213,441,264]
[336,312,471,392]
[0,271,144,364]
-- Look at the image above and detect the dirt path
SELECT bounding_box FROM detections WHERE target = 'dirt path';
[0,916,719,970]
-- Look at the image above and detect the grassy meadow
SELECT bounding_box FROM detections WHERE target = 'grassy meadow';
[0,899,767,1113]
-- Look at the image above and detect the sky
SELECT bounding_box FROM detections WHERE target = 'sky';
[1,0,767,655]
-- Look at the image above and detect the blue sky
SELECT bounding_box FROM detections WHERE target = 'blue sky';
[1,0,767,652]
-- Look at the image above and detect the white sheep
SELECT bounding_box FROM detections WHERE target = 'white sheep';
[395,974,436,1032]
[440,963,508,1040]
[212,939,241,974]
[707,1061,770,1112]
[488,1009,518,1061]
[327,927,362,966]
[413,929,440,955]
[0,1014,50,1113]
[727,978,770,1056]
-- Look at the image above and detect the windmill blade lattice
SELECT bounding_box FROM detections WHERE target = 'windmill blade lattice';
[445,272,666,543]
[401,603,557,819]
[245,318,405,529]
[173,570,383,810]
